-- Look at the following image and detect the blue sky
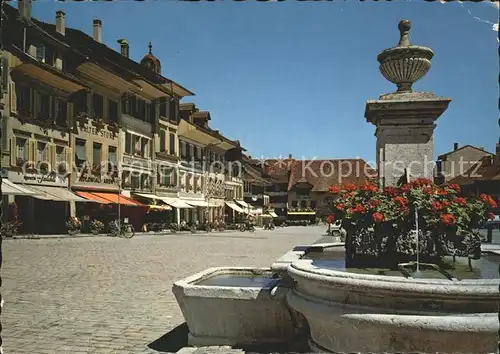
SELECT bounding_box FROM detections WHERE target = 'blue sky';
[29,0,499,164]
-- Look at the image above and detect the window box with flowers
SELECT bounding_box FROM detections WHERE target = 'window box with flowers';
[76,111,89,126]
[92,118,105,131]
[325,179,494,269]
[134,149,143,157]
[196,186,202,193]
[108,121,120,133]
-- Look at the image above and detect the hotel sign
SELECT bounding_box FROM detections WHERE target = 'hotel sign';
[79,124,117,140]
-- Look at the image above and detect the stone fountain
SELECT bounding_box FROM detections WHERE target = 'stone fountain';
[173,20,499,354]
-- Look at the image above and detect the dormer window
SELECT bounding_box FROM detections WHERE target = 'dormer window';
[35,45,55,66]
[36,45,46,62]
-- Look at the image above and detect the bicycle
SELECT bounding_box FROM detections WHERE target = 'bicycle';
[108,220,135,239]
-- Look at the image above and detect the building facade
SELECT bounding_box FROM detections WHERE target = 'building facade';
[435,143,494,184]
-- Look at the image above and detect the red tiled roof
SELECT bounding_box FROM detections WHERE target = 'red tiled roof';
[438,145,494,160]
[263,158,295,182]
[448,156,500,185]
[287,159,377,192]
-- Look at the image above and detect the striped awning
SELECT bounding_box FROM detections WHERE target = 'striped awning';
[2,180,38,196]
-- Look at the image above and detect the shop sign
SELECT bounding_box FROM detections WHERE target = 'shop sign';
[80,124,117,140]
[122,156,153,171]
[6,170,67,187]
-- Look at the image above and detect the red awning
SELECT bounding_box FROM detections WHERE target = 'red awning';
[75,191,111,204]
[91,192,145,206]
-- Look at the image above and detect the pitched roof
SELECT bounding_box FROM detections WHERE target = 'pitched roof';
[438,145,494,160]
[262,158,295,183]
[14,3,194,97]
[287,159,377,192]
[448,156,500,185]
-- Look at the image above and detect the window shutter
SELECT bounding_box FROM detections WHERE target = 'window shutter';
[10,81,17,114]
[49,143,57,170]
[28,139,36,163]
[10,137,17,166]
[64,146,73,172]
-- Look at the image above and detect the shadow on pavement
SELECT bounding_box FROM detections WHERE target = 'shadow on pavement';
[148,322,189,352]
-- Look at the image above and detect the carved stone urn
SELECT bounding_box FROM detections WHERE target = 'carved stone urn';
[377,20,434,93]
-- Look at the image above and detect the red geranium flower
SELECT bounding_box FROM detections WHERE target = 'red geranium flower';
[411,178,433,188]
[368,199,380,208]
[343,183,358,192]
[361,182,378,192]
[393,196,409,207]
[328,185,341,194]
[431,201,443,211]
[349,204,365,214]
[436,189,448,196]
[384,186,398,196]
[400,184,411,192]
[440,213,456,225]
[372,212,384,223]
[335,203,345,210]
[480,194,498,208]
[447,184,461,193]
[442,200,450,208]
[423,187,434,195]
[452,197,467,206]
[326,215,335,224]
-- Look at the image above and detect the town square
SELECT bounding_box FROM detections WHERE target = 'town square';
[1,0,499,353]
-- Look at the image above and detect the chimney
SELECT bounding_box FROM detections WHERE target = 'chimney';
[117,39,129,58]
[288,154,292,159]
[92,19,102,43]
[56,11,65,36]
[18,0,32,20]
[453,143,458,151]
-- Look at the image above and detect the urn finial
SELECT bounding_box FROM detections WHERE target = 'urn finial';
[397,20,411,47]
[377,20,434,93]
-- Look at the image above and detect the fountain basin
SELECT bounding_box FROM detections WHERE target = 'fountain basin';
[172,267,295,347]
[287,259,499,353]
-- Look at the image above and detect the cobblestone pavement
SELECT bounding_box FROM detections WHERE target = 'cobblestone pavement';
[3,226,322,354]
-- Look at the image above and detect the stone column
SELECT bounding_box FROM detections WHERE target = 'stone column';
[366,95,450,187]
[364,20,451,188]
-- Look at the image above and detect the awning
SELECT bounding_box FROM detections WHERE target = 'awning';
[135,193,164,200]
[76,62,141,95]
[11,63,86,97]
[3,180,38,196]
[23,185,88,202]
[148,204,172,211]
[269,211,278,218]
[75,191,111,204]
[235,200,250,208]
[133,79,168,100]
[159,197,194,209]
[91,192,145,206]
[133,193,172,210]
[185,200,209,207]
[225,201,246,213]
[178,120,221,145]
